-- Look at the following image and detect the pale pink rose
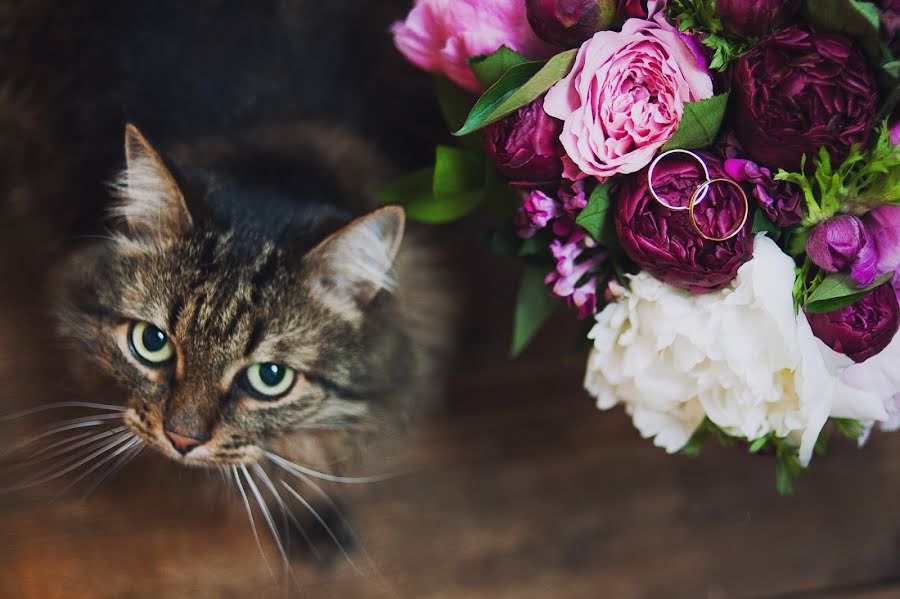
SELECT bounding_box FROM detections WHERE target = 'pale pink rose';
[544,16,713,180]
[390,0,556,94]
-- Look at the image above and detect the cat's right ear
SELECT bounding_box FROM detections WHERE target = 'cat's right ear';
[113,124,192,240]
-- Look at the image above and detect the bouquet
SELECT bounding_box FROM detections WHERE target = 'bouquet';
[383,0,900,493]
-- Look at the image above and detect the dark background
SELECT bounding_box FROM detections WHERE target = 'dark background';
[1,2,899,597]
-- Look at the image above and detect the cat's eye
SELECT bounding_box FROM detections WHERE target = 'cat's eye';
[243,363,296,399]
[128,321,175,366]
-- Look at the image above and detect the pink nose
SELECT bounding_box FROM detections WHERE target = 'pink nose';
[164,431,204,455]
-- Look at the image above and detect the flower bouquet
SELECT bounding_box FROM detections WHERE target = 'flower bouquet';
[382,0,900,493]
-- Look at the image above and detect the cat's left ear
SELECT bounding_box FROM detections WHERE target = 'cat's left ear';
[113,124,193,240]
[306,206,406,308]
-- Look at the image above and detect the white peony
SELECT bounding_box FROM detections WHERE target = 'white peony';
[584,234,888,465]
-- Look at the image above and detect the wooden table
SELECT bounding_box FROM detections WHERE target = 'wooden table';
[0,219,898,599]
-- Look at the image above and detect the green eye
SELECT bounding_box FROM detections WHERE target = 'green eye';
[128,321,175,366]
[244,363,296,399]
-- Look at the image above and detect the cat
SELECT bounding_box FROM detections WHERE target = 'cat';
[2,0,457,565]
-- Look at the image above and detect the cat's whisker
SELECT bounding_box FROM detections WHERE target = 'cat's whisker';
[4,414,124,456]
[78,439,144,500]
[252,463,322,563]
[0,401,125,424]
[2,433,132,493]
[19,429,130,483]
[241,465,296,586]
[24,426,128,465]
[54,436,142,500]
[15,429,98,462]
[233,464,275,581]
[278,479,362,574]
[264,450,396,485]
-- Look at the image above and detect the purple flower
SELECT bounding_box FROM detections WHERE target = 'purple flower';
[514,189,560,238]
[807,281,900,363]
[557,179,589,218]
[723,158,804,227]
[484,96,564,187]
[864,205,900,276]
[881,0,900,54]
[890,121,900,147]
[732,27,878,171]
[806,215,879,286]
[715,0,801,38]
[525,0,617,48]
[615,151,754,293]
[545,229,605,318]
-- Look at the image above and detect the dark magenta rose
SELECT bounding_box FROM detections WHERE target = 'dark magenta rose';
[716,0,800,38]
[723,157,804,227]
[732,27,878,171]
[881,0,900,54]
[525,0,617,48]
[806,214,879,286]
[484,95,564,186]
[615,152,755,293]
[807,282,900,362]
[616,0,647,19]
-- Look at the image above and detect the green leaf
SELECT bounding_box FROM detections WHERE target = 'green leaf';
[804,272,893,314]
[375,166,434,208]
[575,182,614,245]
[511,266,557,357]
[748,437,768,453]
[469,46,530,89]
[751,210,780,239]
[433,76,476,133]
[454,49,577,137]
[488,226,522,256]
[376,146,489,224]
[661,92,730,150]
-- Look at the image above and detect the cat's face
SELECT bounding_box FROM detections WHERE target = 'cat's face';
[57,125,408,468]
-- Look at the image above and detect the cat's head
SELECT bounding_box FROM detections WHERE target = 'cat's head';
[57,125,411,468]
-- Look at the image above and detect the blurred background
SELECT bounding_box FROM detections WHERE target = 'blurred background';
[1,1,899,597]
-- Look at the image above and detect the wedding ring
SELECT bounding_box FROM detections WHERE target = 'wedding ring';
[688,178,749,242]
[647,149,711,211]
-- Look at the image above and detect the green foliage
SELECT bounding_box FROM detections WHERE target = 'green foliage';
[774,123,900,229]
[469,46,530,89]
[667,0,756,70]
[804,272,894,314]
[511,266,557,357]
[661,93,731,151]
[433,76,482,151]
[376,146,515,224]
[454,50,577,136]
[575,182,614,245]
[751,210,781,240]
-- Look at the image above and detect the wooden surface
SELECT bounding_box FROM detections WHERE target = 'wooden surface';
[0,226,899,599]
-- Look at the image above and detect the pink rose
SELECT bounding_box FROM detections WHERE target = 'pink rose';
[390,0,556,94]
[544,16,713,180]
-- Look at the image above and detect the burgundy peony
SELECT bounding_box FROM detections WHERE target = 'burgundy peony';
[723,157,804,227]
[732,27,878,171]
[484,96,564,186]
[525,0,617,48]
[806,214,879,286]
[615,152,755,293]
[807,282,900,363]
[715,0,801,38]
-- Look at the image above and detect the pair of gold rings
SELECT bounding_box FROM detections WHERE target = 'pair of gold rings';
[646,149,749,242]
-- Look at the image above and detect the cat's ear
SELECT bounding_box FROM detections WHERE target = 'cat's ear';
[306,206,406,309]
[113,124,192,239]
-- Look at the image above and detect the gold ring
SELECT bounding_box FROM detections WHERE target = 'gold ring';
[647,149,711,211]
[688,178,749,242]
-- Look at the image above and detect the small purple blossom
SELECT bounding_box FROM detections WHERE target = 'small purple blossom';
[545,229,606,318]
[723,157,804,227]
[514,189,561,238]
[806,214,879,286]
[864,204,900,276]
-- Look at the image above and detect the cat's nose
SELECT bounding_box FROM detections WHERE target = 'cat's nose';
[164,430,206,455]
